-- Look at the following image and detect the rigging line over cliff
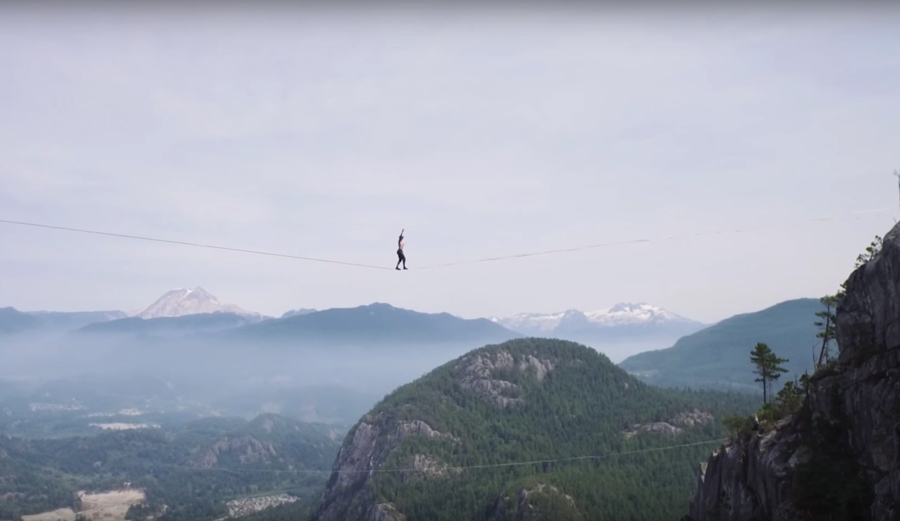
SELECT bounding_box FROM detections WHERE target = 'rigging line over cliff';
[0,207,893,271]
[136,438,729,476]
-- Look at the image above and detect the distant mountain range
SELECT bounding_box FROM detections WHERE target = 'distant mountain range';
[0,307,126,336]
[5,288,823,394]
[490,303,706,361]
[1,287,257,337]
[492,302,699,332]
[618,298,824,392]
[77,312,265,337]
[44,302,522,403]
[2,285,516,345]
[5,291,702,353]
[63,301,518,353]
[231,302,517,347]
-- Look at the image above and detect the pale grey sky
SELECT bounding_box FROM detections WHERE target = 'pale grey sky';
[1,2,898,324]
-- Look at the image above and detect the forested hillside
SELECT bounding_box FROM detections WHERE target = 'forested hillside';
[619,299,823,391]
[313,338,760,521]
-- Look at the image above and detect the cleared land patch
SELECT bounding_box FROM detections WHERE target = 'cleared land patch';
[19,490,145,521]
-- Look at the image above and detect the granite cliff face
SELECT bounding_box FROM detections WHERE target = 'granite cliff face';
[688,225,900,521]
[314,416,460,521]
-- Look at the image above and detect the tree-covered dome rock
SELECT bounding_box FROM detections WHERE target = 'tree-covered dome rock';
[313,338,757,521]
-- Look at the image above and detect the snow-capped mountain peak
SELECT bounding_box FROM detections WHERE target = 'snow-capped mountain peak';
[583,302,689,326]
[493,303,698,333]
[281,308,317,319]
[494,311,568,332]
[492,303,706,363]
[137,287,257,319]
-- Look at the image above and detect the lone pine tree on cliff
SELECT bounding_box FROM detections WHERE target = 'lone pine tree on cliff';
[750,342,789,404]
[813,234,885,369]
[814,294,840,367]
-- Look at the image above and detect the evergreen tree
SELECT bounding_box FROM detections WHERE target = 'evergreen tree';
[814,295,839,367]
[854,235,883,269]
[750,343,789,404]
[774,380,803,416]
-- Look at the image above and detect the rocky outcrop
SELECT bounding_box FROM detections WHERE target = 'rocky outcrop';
[193,435,278,468]
[397,419,461,444]
[673,409,715,428]
[624,421,683,438]
[490,484,584,521]
[367,503,407,521]
[518,354,556,382]
[399,454,462,483]
[687,224,900,521]
[454,349,556,407]
[624,409,714,439]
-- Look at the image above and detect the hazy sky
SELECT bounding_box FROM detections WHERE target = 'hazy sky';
[1,2,898,323]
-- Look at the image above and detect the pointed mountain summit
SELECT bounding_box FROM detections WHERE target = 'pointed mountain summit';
[137,287,258,319]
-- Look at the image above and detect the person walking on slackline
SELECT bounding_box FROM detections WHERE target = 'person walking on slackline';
[395,229,407,270]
